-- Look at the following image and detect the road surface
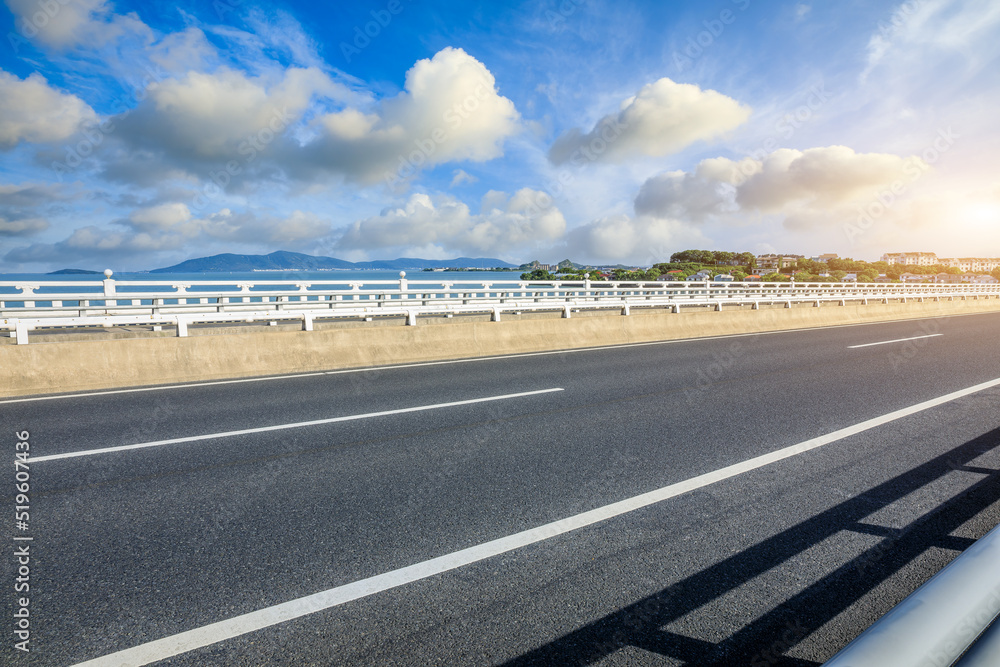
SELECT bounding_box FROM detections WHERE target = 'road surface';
[3,311,1000,665]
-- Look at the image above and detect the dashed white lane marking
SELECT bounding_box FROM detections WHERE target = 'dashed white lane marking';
[70,376,1000,666]
[31,388,563,462]
[848,333,943,348]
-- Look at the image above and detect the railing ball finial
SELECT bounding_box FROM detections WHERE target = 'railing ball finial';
[399,271,406,278]
[104,269,113,278]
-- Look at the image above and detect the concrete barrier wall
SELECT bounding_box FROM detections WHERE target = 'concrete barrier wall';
[4,298,1000,398]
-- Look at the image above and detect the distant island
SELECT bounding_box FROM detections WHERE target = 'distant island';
[47,268,103,275]
[151,251,518,273]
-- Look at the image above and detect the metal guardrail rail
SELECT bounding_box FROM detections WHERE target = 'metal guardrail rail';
[3,272,1000,344]
[823,521,1000,666]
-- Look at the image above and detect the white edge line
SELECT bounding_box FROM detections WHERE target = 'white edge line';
[1,311,984,405]
[848,333,943,349]
[70,376,1000,667]
[30,388,563,463]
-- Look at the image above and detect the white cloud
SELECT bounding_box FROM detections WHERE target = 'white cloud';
[560,214,707,264]
[0,71,97,149]
[149,27,217,74]
[548,77,751,165]
[4,0,151,50]
[5,204,333,268]
[115,66,344,161]
[305,47,521,184]
[0,216,48,236]
[450,169,478,187]
[862,0,1000,81]
[635,146,925,229]
[336,189,564,256]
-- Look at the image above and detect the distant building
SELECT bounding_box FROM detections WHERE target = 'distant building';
[744,274,762,282]
[757,254,803,271]
[900,273,930,282]
[935,273,963,283]
[938,257,1000,272]
[713,274,734,282]
[883,253,1000,272]
[812,253,839,263]
[882,252,939,266]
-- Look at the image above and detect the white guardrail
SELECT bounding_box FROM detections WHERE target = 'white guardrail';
[824,520,1000,666]
[3,272,1000,344]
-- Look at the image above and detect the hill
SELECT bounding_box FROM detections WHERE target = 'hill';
[151,251,517,273]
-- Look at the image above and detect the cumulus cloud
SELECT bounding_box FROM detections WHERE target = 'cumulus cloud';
[149,27,217,74]
[114,66,344,162]
[4,205,332,267]
[0,71,97,149]
[302,47,521,184]
[5,0,150,50]
[635,146,925,228]
[336,189,564,256]
[548,77,751,165]
[0,216,48,236]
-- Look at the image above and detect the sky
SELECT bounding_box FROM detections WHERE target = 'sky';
[0,0,999,271]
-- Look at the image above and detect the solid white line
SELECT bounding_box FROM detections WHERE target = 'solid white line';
[70,376,1000,667]
[3,311,983,405]
[31,388,563,463]
[848,333,943,349]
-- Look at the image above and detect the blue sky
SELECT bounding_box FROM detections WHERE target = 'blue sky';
[1,0,999,271]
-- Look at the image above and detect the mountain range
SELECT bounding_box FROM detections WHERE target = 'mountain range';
[149,251,517,273]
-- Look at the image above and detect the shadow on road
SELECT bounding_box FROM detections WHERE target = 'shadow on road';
[500,428,1000,666]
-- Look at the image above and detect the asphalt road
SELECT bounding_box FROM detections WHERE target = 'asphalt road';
[3,310,1000,666]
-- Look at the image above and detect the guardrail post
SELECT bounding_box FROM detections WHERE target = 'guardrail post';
[175,316,188,337]
[301,313,313,331]
[102,269,115,296]
[405,310,416,326]
[621,304,630,316]
[562,305,571,318]
[491,307,501,322]
[14,319,28,345]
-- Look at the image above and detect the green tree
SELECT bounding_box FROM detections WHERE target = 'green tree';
[736,252,756,269]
